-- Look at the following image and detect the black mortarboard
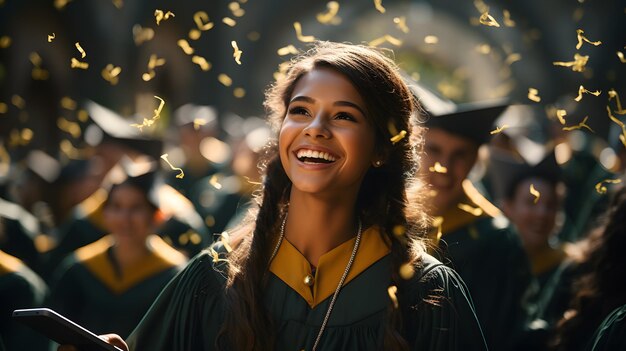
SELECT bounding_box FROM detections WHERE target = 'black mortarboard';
[408,82,509,145]
[487,146,562,202]
[174,103,219,131]
[106,158,160,209]
[84,101,163,159]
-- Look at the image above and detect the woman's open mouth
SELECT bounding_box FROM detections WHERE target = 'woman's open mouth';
[295,149,337,164]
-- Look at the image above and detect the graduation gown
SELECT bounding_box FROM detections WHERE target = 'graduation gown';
[48,235,186,339]
[432,193,532,351]
[0,250,49,351]
[127,227,487,351]
[588,304,626,351]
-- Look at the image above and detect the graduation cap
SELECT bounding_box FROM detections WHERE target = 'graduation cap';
[407,81,509,145]
[487,146,562,202]
[83,101,163,159]
[174,103,219,132]
[106,157,161,209]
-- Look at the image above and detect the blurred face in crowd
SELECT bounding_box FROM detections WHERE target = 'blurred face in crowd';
[504,177,559,254]
[104,184,156,247]
[279,67,377,199]
[421,128,478,215]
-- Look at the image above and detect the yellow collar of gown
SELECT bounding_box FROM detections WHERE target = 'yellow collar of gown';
[0,250,24,276]
[269,226,390,308]
[75,234,186,294]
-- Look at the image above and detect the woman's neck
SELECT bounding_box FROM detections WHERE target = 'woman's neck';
[112,238,151,271]
[284,190,358,267]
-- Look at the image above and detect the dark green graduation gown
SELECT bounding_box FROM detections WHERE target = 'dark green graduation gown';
[48,235,186,339]
[127,227,487,350]
[588,304,626,351]
[432,195,532,351]
[0,250,49,351]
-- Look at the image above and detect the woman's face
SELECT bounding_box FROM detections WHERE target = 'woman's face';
[104,184,155,245]
[504,177,559,252]
[279,67,378,199]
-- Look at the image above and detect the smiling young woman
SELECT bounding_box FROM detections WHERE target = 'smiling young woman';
[60,42,487,351]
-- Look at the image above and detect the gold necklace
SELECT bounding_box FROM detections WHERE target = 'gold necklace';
[269,212,363,351]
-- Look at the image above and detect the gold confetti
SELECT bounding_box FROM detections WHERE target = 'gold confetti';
[458,203,484,216]
[618,51,626,63]
[374,0,386,13]
[0,144,10,178]
[132,25,155,45]
[317,1,341,25]
[161,154,185,179]
[29,52,42,66]
[505,53,521,65]
[154,9,175,25]
[247,31,260,41]
[387,286,398,308]
[595,179,621,194]
[131,95,165,131]
[189,29,201,40]
[21,129,33,142]
[563,116,594,133]
[192,55,211,71]
[228,2,245,17]
[399,262,414,280]
[54,0,71,10]
[142,70,155,81]
[11,95,25,109]
[529,184,540,204]
[556,109,567,125]
[231,40,242,65]
[293,22,315,42]
[479,12,500,27]
[608,89,626,114]
[218,73,233,87]
[70,58,88,69]
[48,33,56,42]
[490,124,509,135]
[148,54,166,69]
[194,11,214,32]
[390,130,406,144]
[57,118,81,138]
[77,109,88,122]
[112,0,123,9]
[553,53,589,72]
[209,247,228,263]
[209,175,222,189]
[574,85,601,102]
[75,42,86,58]
[222,17,237,27]
[393,16,409,33]
[233,87,246,98]
[424,35,439,44]
[177,39,194,55]
[473,0,489,14]
[192,118,207,130]
[101,64,122,85]
[60,96,76,110]
[277,44,299,56]
[0,102,7,114]
[476,43,491,54]
[0,36,11,48]
[369,34,403,47]
[606,106,626,148]
[428,162,448,173]
[503,9,515,27]
[528,88,541,102]
[432,216,443,242]
[575,29,601,50]
[220,232,233,252]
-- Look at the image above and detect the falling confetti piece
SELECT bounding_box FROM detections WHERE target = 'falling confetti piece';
[101,64,122,85]
[57,118,81,138]
[132,25,155,45]
[528,88,541,102]
[148,54,166,69]
[553,53,589,72]
[479,11,500,27]
[490,124,509,135]
[192,55,211,71]
[563,116,594,132]
[574,85,601,102]
[209,175,222,189]
[218,73,233,87]
[29,52,42,66]
[277,45,299,56]
[293,22,315,42]
[209,247,228,263]
[0,36,11,48]
[142,70,155,81]
[399,262,414,279]
[11,95,25,109]
[233,87,246,98]
[222,17,237,27]
[388,286,398,308]
[374,0,386,13]
[131,96,165,131]
[112,0,123,9]
[60,96,77,110]
[505,53,521,65]
[228,2,245,17]
[618,51,626,63]
[595,179,622,194]
[161,154,184,179]
[154,9,175,25]
[556,109,567,125]
[369,34,402,47]
[458,203,483,216]
[48,33,56,42]
[393,16,409,33]
[317,1,341,25]
[70,58,88,69]
[75,42,86,58]
[608,89,626,114]
[177,39,194,55]
[231,40,242,65]
[606,106,626,147]
[193,118,207,130]
[424,35,439,44]
[194,11,214,31]
[530,184,540,204]
[575,29,602,50]
[503,9,515,27]
[0,103,7,114]
[429,162,448,173]
[390,130,406,144]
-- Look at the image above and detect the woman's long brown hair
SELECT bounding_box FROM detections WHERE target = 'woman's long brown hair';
[217,42,430,350]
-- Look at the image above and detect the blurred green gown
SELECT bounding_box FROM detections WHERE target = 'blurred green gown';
[127,227,487,350]
[588,304,626,351]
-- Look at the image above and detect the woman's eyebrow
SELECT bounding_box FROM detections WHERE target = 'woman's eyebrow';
[334,101,366,116]
[289,95,315,104]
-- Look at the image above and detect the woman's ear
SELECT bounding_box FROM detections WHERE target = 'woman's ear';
[153,208,167,227]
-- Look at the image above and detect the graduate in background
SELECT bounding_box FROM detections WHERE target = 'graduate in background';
[409,83,532,351]
[61,41,487,351]
[48,161,187,341]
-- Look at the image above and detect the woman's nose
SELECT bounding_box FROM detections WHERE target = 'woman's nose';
[303,113,331,139]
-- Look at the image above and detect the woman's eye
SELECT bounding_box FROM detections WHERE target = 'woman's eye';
[288,107,309,116]
[335,112,355,121]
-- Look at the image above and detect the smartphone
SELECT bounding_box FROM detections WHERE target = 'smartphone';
[12,308,123,351]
